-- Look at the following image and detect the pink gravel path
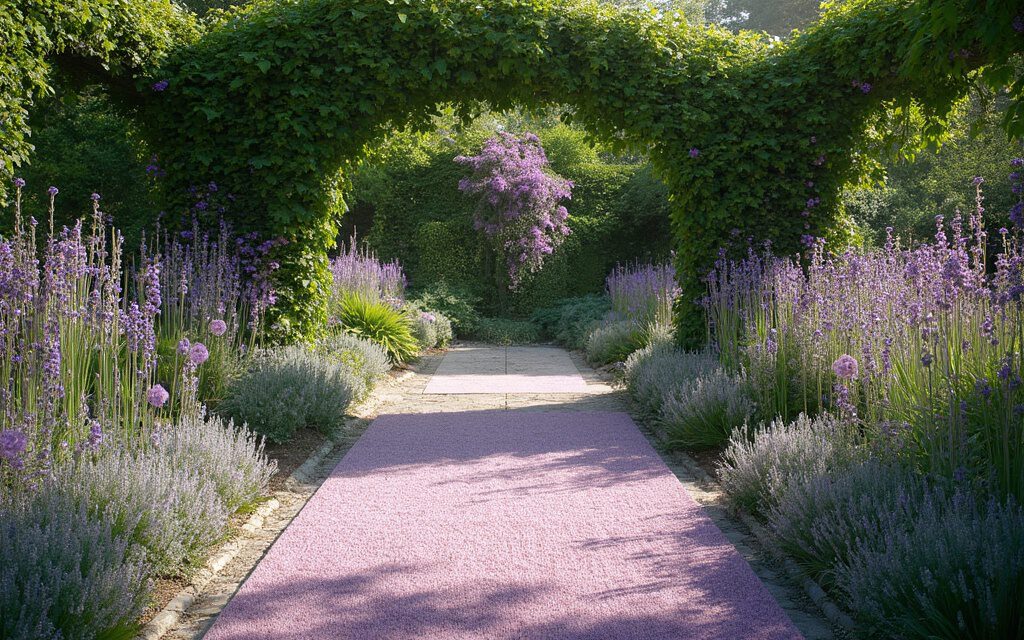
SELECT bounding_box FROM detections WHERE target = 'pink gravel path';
[203,411,803,640]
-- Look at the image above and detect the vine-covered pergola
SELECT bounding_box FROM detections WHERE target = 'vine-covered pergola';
[6,0,1024,341]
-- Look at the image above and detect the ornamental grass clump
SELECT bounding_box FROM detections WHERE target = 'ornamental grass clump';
[837,490,1024,640]
[219,345,360,443]
[0,489,150,640]
[719,413,863,517]
[334,292,420,364]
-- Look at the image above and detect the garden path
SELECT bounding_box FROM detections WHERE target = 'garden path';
[199,345,814,640]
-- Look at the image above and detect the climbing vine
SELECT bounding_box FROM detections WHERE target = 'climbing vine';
[5,0,1024,342]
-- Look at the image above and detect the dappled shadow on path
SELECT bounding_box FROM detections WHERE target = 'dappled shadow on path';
[202,410,802,640]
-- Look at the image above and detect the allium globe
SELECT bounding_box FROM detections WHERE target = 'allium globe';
[147,384,170,408]
[832,354,859,380]
[189,342,210,365]
[209,319,228,336]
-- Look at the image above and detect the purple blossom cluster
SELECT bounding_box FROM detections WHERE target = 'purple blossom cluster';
[455,132,572,288]
[704,180,1023,498]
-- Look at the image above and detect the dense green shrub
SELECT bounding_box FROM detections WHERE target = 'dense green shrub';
[531,294,610,350]
[0,490,149,640]
[335,293,420,364]
[469,317,540,345]
[660,367,754,450]
[409,281,482,336]
[219,346,360,443]
[139,0,1024,340]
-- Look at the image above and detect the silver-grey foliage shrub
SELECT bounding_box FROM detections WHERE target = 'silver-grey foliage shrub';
[587,321,671,366]
[837,491,1024,639]
[0,489,150,640]
[219,345,359,443]
[766,458,928,586]
[719,413,862,516]
[156,412,277,513]
[56,446,228,576]
[660,366,754,449]
[315,332,390,399]
[622,340,716,416]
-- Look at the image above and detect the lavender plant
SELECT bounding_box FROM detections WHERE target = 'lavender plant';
[622,339,710,416]
[660,366,754,449]
[837,490,1024,639]
[56,445,228,576]
[719,413,864,516]
[606,261,680,328]
[766,458,928,587]
[155,412,277,513]
[455,132,572,294]
[314,332,391,397]
[218,345,360,443]
[704,174,1024,499]
[0,489,150,640]
[329,234,406,307]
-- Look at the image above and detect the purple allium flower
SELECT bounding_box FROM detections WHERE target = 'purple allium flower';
[859,82,872,94]
[921,353,934,367]
[47,186,58,196]
[13,177,25,188]
[972,176,985,186]
[832,354,859,380]
[91,192,101,201]
[0,430,28,465]
[152,79,169,92]
[189,342,210,365]
[1000,227,1009,235]
[689,148,700,158]
[147,384,170,408]
[209,319,228,336]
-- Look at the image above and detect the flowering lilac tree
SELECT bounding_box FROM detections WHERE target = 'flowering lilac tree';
[455,132,572,300]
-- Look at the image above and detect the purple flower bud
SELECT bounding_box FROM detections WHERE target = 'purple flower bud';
[689,148,700,158]
[12,177,25,188]
[152,79,169,92]
[177,338,191,355]
[47,186,58,196]
[91,192,101,201]
[972,176,984,186]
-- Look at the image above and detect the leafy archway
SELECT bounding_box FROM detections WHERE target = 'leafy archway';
[10,0,1024,342]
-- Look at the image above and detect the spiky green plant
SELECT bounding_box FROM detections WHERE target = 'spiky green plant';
[336,292,419,364]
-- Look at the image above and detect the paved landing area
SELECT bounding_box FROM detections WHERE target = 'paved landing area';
[422,345,595,395]
[202,411,804,640]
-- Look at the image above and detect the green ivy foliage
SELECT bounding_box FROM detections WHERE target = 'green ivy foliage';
[6,0,1013,341]
[0,0,197,201]
[139,0,1024,342]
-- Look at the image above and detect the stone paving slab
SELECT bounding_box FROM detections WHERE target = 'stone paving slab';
[422,345,595,395]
